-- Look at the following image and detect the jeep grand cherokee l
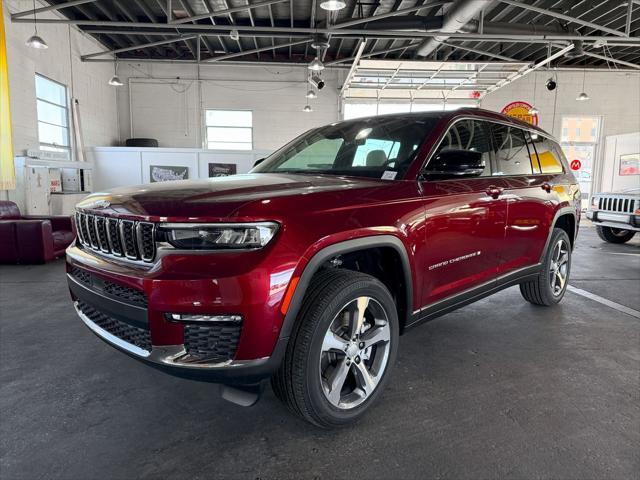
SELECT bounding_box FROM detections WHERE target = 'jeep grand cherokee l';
[67,109,580,427]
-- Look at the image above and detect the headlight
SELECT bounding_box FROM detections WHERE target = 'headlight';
[158,222,279,250]
[591,196,599,208]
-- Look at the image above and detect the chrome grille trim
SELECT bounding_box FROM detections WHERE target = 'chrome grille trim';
[76,211,156,263]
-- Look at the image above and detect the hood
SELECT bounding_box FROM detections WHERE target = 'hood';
[77,173,388,219]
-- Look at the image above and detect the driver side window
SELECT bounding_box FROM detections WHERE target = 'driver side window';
[427,119,493,176]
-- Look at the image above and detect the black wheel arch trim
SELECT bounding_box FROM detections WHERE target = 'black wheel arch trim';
[278,235,413,342]
[540,207,578,263]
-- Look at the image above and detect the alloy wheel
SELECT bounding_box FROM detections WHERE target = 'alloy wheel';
[319,296,391,409]
[549,238,570,296]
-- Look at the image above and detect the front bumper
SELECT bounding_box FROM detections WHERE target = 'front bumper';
[66,246,291,385]
[586,210,640,231]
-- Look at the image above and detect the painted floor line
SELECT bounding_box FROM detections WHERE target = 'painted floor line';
[567,285,640,319]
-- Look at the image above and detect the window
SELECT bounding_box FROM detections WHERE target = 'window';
[530,135,564,173]
[343,102,476,120]
[205,110,252,150]
[35,74,70,158]
[427,119,492,176]
[491,125,533,176]
[561,116,601,208]
[253,116,436,179]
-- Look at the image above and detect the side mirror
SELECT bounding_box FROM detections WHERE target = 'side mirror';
[422,149,485,179]
[253,158,265,167]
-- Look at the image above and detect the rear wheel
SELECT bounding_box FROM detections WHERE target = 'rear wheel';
[271,269,398,428]
[520,228,572,306]
[595,226,636,244]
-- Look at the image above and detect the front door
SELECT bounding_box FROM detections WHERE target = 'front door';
[418,119,508,307]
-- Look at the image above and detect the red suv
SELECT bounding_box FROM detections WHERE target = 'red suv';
[67,109,580,427]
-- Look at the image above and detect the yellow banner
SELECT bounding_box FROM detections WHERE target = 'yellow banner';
[0,0,16,190]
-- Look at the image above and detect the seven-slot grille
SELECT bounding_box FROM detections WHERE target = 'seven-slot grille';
[75,212,156,263]
[597,196,638,214]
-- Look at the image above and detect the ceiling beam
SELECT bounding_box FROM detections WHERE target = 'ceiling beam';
[11,0,98,19]
[169,0,288,25]
[439,41,518,62]
[203,39,312,62]
[12,19,640,45]
[626,0,634,36]
[497,0,628,37]
[81,35,198,60]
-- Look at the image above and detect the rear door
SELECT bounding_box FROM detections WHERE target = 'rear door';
[418,119,508,306]
[490,125,559,274]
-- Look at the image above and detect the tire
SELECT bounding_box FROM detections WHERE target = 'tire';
[520,228,572,306]
[595,226,636,244]
[271,269,399,428]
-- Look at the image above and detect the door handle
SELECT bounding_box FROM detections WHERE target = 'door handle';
[541,182,553,193]
[486,186,504,199]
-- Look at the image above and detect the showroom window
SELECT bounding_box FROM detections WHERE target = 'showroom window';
[35,74,71,158]
[561,116,601,208]
[205,109,253,150]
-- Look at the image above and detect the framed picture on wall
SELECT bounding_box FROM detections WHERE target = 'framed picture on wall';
[619,153,639,176]
[149,165,189,182]
[208,163,237,177]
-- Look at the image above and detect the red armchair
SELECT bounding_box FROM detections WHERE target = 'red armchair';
[0,201,76,264]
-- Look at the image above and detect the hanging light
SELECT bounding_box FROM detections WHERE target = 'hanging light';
[308,57,325,71]
[576,68,590,101]
[320,1,346,11]
[528,105,539,115]
[302,105,313,112]
[306,89,317,99]
[26,0,48,49]
[108,61,124,86]
[229,29,240,41]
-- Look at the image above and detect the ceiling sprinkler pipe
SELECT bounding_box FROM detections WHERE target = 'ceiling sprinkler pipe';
[416,0,492,57]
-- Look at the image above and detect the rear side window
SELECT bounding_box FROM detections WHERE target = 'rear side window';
[491,125,533,176]
[428,119,492,176]
[530,135,564,173]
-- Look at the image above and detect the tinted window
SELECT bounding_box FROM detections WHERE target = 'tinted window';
[530,134,564,173]
[427,119,492,176]
[254,117,437,179]
[491,125,533,175]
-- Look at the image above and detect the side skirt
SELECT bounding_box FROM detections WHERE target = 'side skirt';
[406,264,541,329]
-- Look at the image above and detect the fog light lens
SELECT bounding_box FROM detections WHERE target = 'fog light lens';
[168,314,242,323]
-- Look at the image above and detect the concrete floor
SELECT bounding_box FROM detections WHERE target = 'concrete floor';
[1,225,638,480]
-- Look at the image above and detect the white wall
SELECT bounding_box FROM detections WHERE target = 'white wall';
[481,69,640,140]
[115,62,343,151]
[3,0,119,156]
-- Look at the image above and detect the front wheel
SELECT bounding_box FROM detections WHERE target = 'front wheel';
[596,226,636,244]
[271,269,399,428]
[520,228,572,306]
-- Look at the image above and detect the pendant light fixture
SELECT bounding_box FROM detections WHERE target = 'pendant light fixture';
[26,0,48,49]
[305,89,317,99]
[308,57,325,72]
[320,1,346,11]
[576,68,590,101]
[302,105,313,112]
[108,60,124,87]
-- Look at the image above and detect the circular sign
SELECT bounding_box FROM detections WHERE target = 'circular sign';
[501,101,539,126]
[570,159,582,171]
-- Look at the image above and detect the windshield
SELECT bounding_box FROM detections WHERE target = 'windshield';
[252,116,437,180]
